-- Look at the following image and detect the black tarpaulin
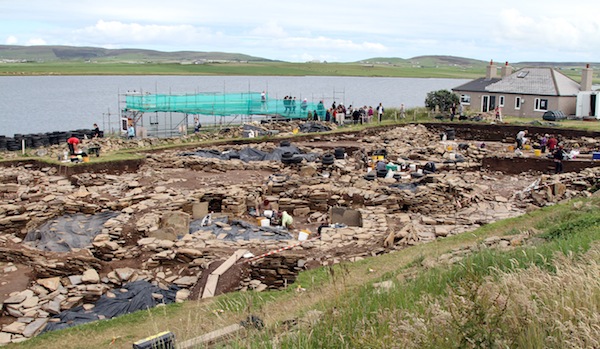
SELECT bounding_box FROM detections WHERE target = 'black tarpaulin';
[43,280,180,333]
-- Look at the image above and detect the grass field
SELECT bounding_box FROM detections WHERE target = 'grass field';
[0,61,504,79]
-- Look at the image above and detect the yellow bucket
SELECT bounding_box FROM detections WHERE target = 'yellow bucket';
[534,149,541,156]
[507,145,515,152]
[292,128,299,134]
[446,145,453,151]
[82,156,90,163]
[524,144,532,150]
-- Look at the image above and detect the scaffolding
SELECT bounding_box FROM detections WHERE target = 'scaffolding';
[119,91,335,137]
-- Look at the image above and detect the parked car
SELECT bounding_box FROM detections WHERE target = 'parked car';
[542,110,566,121]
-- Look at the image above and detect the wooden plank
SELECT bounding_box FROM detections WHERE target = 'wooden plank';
[177,324,245,349]
[212,249,248,276]
[201,274,220,299]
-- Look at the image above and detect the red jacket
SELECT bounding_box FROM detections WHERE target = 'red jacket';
[67,137,80,145]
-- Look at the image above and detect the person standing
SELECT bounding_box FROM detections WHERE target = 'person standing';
[316,101,325,120]
[450,103,457,121]
[539,134,548,153]
[127,124,135,139]
[300,98,307,114]
[260,91,267,111]
[376,103,384,123]
[194,116,202,133]
[494,106,503,122]
[399,103,406,119]
[548,134,558,152]
[67,136,80,155]
[553,145,566,174]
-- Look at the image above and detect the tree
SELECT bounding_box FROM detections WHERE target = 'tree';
[425,89,459,113]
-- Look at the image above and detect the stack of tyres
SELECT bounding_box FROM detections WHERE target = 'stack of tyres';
[334,147,345,159]
[0,136,6,151]
[281,152,295,164]
[31,134,46,148]
[321,153,335,165]
[445,128,456,141]
[6,138,21,151]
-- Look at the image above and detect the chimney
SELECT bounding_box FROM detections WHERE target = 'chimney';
[581,64,593,91]
[501,61,513,78]
[485,60,497,79]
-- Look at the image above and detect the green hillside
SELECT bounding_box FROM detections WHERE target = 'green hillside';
[0,45,274,62]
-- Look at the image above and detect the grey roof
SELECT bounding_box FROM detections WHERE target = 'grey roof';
[486,67,580,96]
[453,78,501,92]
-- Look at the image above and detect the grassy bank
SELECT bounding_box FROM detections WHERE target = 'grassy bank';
[11,192,599,349]
[231,195,600,349]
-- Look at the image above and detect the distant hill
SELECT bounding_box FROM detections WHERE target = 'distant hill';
[0,45,276,62]
[358,55,486,67]
[359,56,599,71]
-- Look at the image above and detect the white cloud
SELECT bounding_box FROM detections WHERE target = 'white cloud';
[26,38,46,45]
[248,22,287,38]
[5,36,18,45]
[73,20,217,47]
[279,36,386,52]
[495,9,600,52]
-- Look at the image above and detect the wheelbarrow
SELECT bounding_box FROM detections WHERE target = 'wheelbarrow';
[86,144,101,157]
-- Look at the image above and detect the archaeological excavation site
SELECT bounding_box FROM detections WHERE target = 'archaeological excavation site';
[1,121,599,345]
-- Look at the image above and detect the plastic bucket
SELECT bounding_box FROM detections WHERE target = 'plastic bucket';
[409,164,417,171]
[82,156,90,163]
[534,149,541,156]
[446,145,453,151]
[507,145,515,152]
[298,230,310,241]
[260,218,270,227]
[593,152,600,161]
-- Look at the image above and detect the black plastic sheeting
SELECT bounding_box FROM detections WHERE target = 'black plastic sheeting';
[23,212,119,252]
[43,280,180,333]
[189,216,292,241]
[299,122,332,133]
[180,145,319,163]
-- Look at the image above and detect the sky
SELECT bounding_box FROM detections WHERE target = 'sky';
[1,0,599,63]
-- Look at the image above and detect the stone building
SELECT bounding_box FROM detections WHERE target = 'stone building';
[453,61,593,118]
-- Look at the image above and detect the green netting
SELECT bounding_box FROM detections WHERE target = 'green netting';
[124,92,327,119]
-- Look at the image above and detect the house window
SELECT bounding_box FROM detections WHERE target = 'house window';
[499,96,505,107]
[460,94,471,105]
[515,97,521,110]
[534,98,548,111]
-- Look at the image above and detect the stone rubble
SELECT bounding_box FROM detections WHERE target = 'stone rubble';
[1,123,599,345]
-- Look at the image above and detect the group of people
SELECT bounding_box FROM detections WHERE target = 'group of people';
[251,195,294,229]
[66,123,102,156]
[516,130,566,173]
[305,102,390,125]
